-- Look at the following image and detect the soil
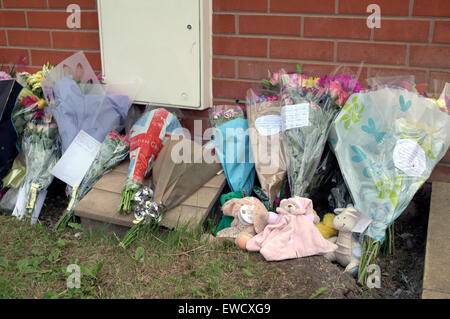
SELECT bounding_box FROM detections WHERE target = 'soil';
[2,179,431,299]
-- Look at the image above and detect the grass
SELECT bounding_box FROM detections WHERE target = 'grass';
[0,215,280,299]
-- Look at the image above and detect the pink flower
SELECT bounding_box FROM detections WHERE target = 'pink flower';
[329,81,344,99]
[336,91,349,106]
[270,69,287,86]
[0,71,12,80]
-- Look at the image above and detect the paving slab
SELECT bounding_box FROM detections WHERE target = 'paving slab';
[422,182,450,299]
[74,159,226,232]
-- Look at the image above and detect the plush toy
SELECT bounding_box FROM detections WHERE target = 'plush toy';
[246,196,338,261]
[215,197,276,249]
[324,206,362,277]
[315,213,339,239]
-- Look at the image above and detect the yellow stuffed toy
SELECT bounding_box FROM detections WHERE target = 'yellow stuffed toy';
[313,211,338,239]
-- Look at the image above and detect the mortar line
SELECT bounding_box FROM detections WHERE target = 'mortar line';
[428,20,435,43]
[335,0,339,14]
[409,0,414,17]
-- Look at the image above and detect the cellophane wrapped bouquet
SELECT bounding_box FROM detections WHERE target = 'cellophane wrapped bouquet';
[55,131,130,230]
[118,108,181,214]
[14,117,61,221]
[280,72,363,197]
[209,104,256,196]
[331,77,450,284]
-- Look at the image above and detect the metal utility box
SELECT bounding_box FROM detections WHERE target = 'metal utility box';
[97,0,212,109]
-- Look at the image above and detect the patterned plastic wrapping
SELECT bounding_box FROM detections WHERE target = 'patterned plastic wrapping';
[332,87,450,242]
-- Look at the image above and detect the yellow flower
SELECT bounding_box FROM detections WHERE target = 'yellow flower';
[37,99,47,109]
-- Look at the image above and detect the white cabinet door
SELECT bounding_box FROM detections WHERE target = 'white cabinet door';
[98,0,202,108]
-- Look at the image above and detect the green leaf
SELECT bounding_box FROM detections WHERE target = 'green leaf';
[91,260,105,278]
[296,64,303,74]
[17,259,35,274]
[242,268,253,277]
[339,114,350,122]
[134,247,145,262]
[48,248,61,263]
[0,257,8,268]
[56,239,67,248]
[309,287,328,299]
[68,222,86,233]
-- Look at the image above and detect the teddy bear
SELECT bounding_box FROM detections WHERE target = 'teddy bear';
[315,212,339,239]
[324,206,362,276]
[215,197,277,249]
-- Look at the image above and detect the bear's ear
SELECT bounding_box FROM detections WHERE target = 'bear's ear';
[222,198,239,216]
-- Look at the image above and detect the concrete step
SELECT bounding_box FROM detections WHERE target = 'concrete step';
[422,182,450,299]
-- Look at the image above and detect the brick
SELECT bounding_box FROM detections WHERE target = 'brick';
[0,30,6,46]
[179,118,211,137]
[180,109,210,119]
[414,0,450,18]
[271,0,334,13]
[410,45,450,68]
[212,99,237,106]
[239,15,300,36]
[213,58,235,78]
[213,14,235,34]
[27,11,98,29]
[30,50,101,71]
[84,51,102,70]
[338,42,407,65]
[0,10,26,27]
[4,0,47,8]
[52,31,100,50]
[213,36,267,57]
[429,71,450,96]
[433,21,450,44]
[0,48,29,64]
[374,20,430,42]
[270,39,334,61]
[7,30,51,47]
[367,67,427,84]
[339,0,410,15]
[213,79,260,100]
[304,17,370,40]
[238,60,298,80]
[48,0,96,9]
[30,49,76,66]
[213,0,267,12]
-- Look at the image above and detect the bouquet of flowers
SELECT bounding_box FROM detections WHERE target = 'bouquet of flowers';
[209,104,256,196]
[55,131,130,230]
[16,63,53,102]
[280,73,362,197]
[332,83,450,284]
[15,117,61,221]
[118,108,181,214]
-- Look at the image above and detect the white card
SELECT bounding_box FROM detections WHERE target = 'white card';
[393,139,426,177]
[51,130,101,187]
[281,103,310,131]
[255,115,282,136]
[352,211,373,233]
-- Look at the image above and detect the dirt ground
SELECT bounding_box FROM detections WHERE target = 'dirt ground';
[5,179,431,299]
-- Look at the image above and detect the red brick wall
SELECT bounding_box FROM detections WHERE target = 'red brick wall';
[212,0,450,104]
[0,0,449,179]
